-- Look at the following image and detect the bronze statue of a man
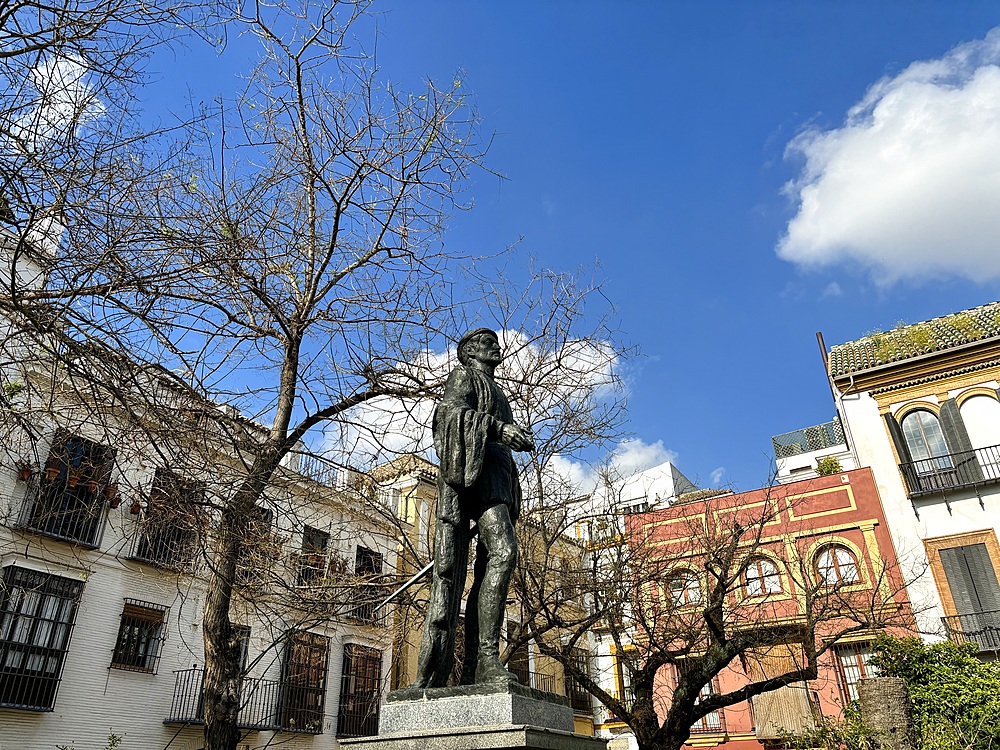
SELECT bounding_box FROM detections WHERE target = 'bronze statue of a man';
[412,327,535,687]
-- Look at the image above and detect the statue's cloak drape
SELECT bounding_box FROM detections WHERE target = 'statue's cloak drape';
[432,365,521,525]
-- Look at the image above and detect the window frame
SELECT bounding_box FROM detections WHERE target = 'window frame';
[20,432,115,548]
[336,642,381,738]
[666,569,702,607]
[743,557,782,597]
[132,467,204,570]
[834,642,875,704]
[0,566,84,711]
[109,599,168,674]
[280,630,330,733]
[815,545,861,586]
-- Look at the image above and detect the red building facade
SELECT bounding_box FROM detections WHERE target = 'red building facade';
[605,468,914,749]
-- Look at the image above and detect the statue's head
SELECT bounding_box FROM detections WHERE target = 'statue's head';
[457,327,501,366]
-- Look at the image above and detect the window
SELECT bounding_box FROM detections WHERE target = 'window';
[350,546,384,623]
[297,526,330,586]
[939,542,1000,650]
[235,505,275,587]
[133,468,203,569]
[959,395,1000,480]
[110,599,168,673]
[744,558,782,596]
[337,643,381,737]
[834,642,874,703]
[675,662,723,734]
[901,410,953,471]
[0,567,84,710]
[666,570,701,606]
[280,631,329,733]
[564,647,593,715]
[20,433,115,547]
[815,545,860,585]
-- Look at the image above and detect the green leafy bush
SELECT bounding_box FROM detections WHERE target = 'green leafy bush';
[815,456,843,476]
[871,635,1000,750]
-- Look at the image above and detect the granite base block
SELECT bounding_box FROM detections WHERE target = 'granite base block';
[339,724,610,750]
[381,683,575,734]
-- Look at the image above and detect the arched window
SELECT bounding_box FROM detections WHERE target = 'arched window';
[815,545,860,585]
[666,570,701,606]
[900,410,952,470]
[744,558,781,596]
[959,395,1000,479]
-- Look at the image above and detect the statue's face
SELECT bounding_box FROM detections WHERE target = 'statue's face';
[470,332,502,365]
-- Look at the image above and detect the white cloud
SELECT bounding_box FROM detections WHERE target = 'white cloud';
[324,330,621,470]
[5,55,103,153]
[710,467,725,486]
[609,438,678,476]
[820,281,842,299]
[778,27,1000,285]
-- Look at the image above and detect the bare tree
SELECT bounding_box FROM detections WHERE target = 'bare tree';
[0,3,637,749]
[515,470,917,750]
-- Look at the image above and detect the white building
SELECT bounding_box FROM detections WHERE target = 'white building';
[0,226,397,750]
[778,302,1000,652]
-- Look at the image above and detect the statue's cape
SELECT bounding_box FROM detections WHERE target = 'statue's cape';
[432,365,509,523]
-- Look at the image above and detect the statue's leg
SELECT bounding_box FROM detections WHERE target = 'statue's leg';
[473,503,518,685]
[412,517,470,688]
[460,535,488,684]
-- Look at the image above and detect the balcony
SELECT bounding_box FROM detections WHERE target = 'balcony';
[942,609,1000,652]
[164,668,323,734]
[16,476,107,548]
[898,444,1000,498]
[772,420,846,459]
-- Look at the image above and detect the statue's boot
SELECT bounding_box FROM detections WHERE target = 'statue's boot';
[474,577,518,686]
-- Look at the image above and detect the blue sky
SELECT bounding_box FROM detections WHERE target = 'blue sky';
[351,2,1000,490]
[142,3,1000,491]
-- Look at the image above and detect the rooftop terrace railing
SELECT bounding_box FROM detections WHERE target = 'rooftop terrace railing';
[772,420,846,459]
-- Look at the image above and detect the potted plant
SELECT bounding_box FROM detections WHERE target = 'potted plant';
[105,483,119,504]
[14,459,36,481]
[45,466,61,482]
[129,499,142,515]
[67,471,81,488]
[85,479,100,494]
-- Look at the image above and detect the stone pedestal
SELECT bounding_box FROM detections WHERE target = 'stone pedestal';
[340,683,608,750]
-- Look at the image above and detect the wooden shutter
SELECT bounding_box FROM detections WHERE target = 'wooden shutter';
[940,543,1000,615]
[745,643,815,740]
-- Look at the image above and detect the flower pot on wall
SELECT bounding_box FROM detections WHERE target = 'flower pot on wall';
[45,467,60,482]
[86,480,99,494]
[17,466,33,481]
[129,500,142,515]
[67,472,81,488]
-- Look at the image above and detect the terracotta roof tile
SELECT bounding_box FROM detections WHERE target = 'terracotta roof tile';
[828,301,1000,378]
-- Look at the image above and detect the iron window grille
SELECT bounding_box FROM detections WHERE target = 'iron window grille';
[17,432,115,548]
[336,643,381,737]
[834,642,875,704]
[0,566,84,711]
[131,468,204,570]
[110,599,168,673]
[280,631,329,733]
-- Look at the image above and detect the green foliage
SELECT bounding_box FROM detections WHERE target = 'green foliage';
[871,635,1000,750]
[3,381,24,399]
[815,456,843,476]
[778,704,874,750]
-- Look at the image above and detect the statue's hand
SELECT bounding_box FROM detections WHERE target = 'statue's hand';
[501,423,535,452]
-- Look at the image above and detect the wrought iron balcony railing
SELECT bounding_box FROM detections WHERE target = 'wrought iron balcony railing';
[15,476,107,548]
[898,443,1000,498]
[164,668,323,734]
[942,609,1000,652]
